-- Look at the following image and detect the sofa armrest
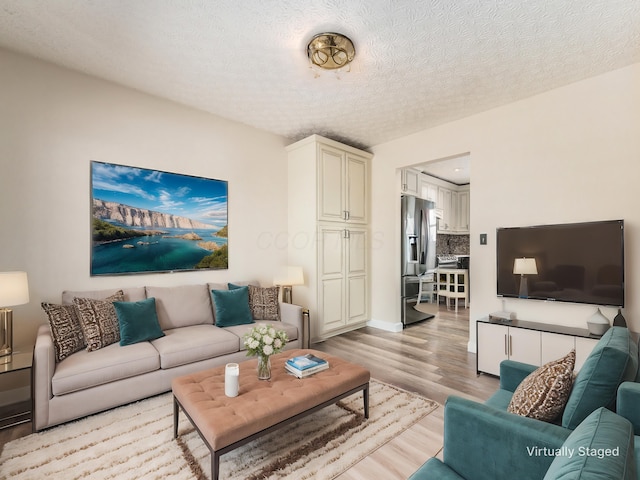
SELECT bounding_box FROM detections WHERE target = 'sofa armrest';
[499,360,538,392]
[617,381,640,435]
[33,324,56,431]
[442,396,571,480]
[280,302,305,346]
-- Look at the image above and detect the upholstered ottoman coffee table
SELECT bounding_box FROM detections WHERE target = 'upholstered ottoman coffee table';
[172,348,370,480]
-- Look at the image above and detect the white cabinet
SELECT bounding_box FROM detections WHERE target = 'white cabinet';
[318,225,368,332]
[437,185,470,234]
[477,322,541,376]
[456,187,470,232]
[401,168,419,196]
[318,144,368,224]
[477,319,600,376]
[286,135,372,342]
[420,179,438,203]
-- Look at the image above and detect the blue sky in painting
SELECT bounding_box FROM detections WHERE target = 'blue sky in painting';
[91,161,228,229]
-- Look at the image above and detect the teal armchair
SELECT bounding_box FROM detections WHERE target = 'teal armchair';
[410,327,639,480]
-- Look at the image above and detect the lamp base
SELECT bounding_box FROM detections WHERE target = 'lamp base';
[0,308,13,357]
[281,286,293,304]
[518,276,529,299]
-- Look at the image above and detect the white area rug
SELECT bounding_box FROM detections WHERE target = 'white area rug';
[0,380,438,480]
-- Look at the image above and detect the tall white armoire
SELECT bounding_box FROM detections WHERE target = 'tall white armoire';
[286,135,372,343]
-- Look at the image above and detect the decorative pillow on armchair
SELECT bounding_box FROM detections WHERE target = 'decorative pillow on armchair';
[507,349,575,422]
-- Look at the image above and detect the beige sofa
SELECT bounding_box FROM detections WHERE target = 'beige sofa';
[34,282,304,431]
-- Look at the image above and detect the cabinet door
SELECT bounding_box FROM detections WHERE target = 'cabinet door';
[346,154,368,223]
[508,328,541,366]
[346,228,368,324]
[575,337,599,372]
[402,168,419,195]
[456,189,470,233]
[318,227,345,332]
[420,180,438,202]
[541,332,575,365]
[317,145,345,222]
[437,187,453,232]
[477,322,508,376]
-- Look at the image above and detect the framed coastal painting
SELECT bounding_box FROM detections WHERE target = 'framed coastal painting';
[90,161,228,276]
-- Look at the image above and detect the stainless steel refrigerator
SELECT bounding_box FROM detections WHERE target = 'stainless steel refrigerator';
[401,195,437,326]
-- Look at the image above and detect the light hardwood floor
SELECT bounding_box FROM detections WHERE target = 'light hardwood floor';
[0,306,500,479]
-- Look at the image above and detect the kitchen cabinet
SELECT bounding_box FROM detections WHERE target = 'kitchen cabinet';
[286,135,373,342]
[437,185,470,234]
[456,187,470,232]
[477,319,599,376]
[401,168,419,196]
[420,178,438,203]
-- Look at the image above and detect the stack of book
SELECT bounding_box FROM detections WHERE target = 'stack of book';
[285,353,329,378]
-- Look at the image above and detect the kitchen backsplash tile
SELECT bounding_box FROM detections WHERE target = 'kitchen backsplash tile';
[437,234,470,255]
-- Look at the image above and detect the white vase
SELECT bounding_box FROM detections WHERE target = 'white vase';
[587,308,610,336]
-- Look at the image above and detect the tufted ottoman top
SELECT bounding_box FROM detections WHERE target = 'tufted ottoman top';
[172,349,370,451]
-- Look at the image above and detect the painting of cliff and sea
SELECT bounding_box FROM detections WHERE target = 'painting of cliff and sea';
[90,161,228,275]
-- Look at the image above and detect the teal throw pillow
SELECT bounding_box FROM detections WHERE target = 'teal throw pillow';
[212,287,254,327]
[562,327,638,430]
[544,408,636,480]
[113,297,165,346]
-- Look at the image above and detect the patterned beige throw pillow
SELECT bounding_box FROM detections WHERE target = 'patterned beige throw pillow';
[507,349,576,422]
[41,302,85,362]
[248,285,280,320]
[74,291,125,352]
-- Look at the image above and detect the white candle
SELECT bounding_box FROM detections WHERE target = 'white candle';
[225,363,239,397]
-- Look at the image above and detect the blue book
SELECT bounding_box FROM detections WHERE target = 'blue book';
[286,354,328,371]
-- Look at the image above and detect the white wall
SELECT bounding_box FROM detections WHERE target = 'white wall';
[371,63,640,350]
[0,48,290,349]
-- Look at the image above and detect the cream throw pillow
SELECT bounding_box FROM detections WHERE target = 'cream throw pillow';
[507,349,575,422]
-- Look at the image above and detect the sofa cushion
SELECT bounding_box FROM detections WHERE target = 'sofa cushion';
[508,350,575,422]
[61,287,146,305]
[248,285,280,320]
[51,341,160,396]
[150,324,240,369]
[212,287,254,327]
[41,302,85,362]
[562,327,638,430]
[145,284,214,330]
[484,388,514,410]
[543,407,636,480]
[222,320,298,351]
[114,297,165,346]
[73,292,125,352]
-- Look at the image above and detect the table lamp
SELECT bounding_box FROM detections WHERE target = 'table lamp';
[273,266,304,304]
[0,271,30,357]
[513,258,537,298]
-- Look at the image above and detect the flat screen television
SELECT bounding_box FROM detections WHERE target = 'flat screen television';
[496,220,624,307]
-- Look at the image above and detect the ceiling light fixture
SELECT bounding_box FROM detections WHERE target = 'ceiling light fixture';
[307,32,355,71]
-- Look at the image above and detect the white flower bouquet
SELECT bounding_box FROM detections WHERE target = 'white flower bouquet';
[243,323,288,358]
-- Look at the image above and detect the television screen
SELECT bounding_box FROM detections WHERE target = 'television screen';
[496,220,624,307]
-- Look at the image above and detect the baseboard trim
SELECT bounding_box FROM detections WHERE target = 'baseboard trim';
[366,318,404,333]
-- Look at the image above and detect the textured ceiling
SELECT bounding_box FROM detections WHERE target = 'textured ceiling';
[0,0,639,152]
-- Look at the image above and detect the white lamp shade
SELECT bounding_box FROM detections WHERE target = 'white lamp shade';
[0,271,30,307]
[513,258,538,275]
[273,266,304,286]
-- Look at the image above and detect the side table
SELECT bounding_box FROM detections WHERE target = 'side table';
[0,348,33,430]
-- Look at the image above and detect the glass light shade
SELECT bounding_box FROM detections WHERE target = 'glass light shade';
[307,33,355,70]
[0,271,29,307]
[513,258,538,275]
